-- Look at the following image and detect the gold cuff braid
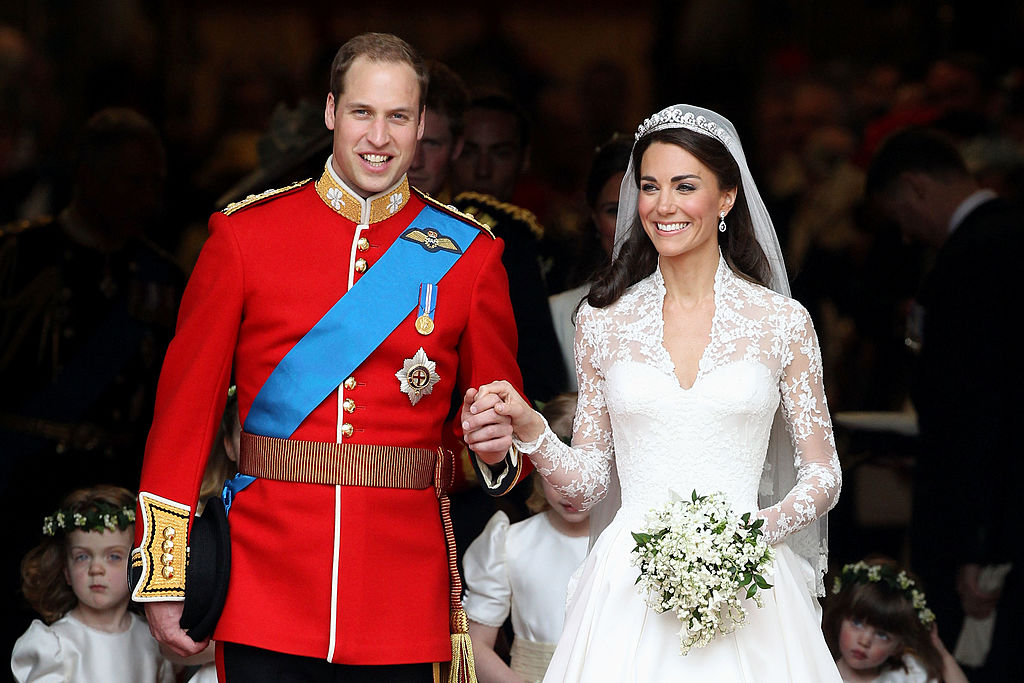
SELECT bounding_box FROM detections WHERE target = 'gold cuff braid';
[131,492,190,601]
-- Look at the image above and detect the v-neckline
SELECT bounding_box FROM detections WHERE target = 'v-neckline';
[655,257,723,392]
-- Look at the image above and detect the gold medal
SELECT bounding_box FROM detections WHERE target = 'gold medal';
[415,315,435,335]
[415,283,437,336]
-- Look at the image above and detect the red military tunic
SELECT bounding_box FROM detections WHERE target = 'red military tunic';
[132,160,527,665]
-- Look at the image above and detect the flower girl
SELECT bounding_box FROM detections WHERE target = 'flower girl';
[824,557,968,683]
[12,485,175,683]
[462,394,590,683]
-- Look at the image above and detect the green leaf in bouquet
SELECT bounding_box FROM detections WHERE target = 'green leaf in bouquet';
[741,511,751,524]
[739,571,751,586]
[632,531,653,546]
[691,489,699,502]
[753,574,772,590]
[750,518,764,529]
[746,584,758,599]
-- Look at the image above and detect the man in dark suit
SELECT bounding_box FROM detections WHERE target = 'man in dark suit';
[450,94,565,402]
[867,128,1022,681]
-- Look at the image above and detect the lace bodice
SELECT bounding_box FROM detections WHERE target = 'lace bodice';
[518,256,840,546]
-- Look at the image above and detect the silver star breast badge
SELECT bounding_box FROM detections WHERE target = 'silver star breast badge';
[396,347,441,405]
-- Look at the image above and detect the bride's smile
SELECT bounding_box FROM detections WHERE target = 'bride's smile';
[638,141,734,261]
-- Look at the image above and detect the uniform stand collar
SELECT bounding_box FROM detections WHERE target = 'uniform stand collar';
[316,156,411,225]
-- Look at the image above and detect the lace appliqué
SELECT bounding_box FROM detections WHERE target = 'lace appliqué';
[519,256,840,549]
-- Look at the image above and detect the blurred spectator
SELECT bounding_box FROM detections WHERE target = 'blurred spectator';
[1,107,183,650]
[548,133,632,391]
[453,94,531,204]
[452,93,565,402]
[407,59,468,201]
[0,24,58,223]
[866,127,1022,681]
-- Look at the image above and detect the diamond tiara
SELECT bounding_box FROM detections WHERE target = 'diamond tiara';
[635,109,733,146]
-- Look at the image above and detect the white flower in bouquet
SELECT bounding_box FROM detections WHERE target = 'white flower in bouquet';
[631,490,775,655]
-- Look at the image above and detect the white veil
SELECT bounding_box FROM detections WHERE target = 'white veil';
[589,104,828,597]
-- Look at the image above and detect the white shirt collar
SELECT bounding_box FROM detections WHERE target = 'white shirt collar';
[949,189,997,235]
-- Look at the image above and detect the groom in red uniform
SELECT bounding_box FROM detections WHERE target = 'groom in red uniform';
[131,33,526,682]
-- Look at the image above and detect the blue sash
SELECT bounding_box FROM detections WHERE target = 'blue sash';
[244,205,480,438]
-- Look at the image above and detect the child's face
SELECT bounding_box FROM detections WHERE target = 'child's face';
[541,476,589,525]
[63,528,132,613]
[838,617,901,672]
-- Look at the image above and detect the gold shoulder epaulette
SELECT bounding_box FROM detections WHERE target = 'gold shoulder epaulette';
[220,178,312,216]
[452,191,544,240]
[412,186,495,239]
[0,215,55,240]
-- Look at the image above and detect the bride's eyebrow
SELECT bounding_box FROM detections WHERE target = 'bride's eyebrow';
[639,174,701,182]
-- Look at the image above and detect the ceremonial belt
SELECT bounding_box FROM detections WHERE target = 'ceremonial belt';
[238,431,439,489]
[236,430,476,682]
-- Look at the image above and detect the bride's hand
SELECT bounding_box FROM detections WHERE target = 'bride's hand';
[461,381,544,462]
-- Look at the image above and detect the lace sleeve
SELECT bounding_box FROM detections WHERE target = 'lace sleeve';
[758,304,841,545]
[513,305,614,511]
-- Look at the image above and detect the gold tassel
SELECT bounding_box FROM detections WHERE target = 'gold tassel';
[448,608,478,683]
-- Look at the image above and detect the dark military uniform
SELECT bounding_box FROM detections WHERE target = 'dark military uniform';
[1,210,182,647]
[451,192,566,403]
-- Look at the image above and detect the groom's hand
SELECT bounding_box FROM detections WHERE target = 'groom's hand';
[145,600,209,657]
[462,381,545,461]
[461,386,514,464]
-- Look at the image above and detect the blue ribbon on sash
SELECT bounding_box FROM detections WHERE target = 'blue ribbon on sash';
[243,205,480,438]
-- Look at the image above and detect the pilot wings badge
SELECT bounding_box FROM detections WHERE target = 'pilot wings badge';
[396,347,441,405]
[400,227,463,254]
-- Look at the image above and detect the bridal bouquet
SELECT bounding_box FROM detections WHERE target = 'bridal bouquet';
[630,490,774,655]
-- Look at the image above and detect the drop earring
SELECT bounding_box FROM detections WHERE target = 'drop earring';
[718,211,727,233]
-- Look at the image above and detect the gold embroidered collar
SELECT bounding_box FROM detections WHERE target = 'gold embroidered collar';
[316,157,410,224]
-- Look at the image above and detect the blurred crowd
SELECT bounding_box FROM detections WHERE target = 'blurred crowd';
[2,7,1023,681]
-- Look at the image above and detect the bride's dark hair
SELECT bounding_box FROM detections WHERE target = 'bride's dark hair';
[587,128,771,309]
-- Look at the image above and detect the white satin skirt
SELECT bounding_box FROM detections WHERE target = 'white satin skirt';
[543,518,843,682]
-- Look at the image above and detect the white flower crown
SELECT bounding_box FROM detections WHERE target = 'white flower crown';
[42,502,135,537]
[832,561,936,626]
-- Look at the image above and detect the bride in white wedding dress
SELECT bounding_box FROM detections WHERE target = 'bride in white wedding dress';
[462,105,842,682]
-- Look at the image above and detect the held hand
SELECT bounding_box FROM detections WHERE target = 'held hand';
[461,381,543,463]
[145,601,209,658]
[460,385,513,464]
[956,564,1001,618]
